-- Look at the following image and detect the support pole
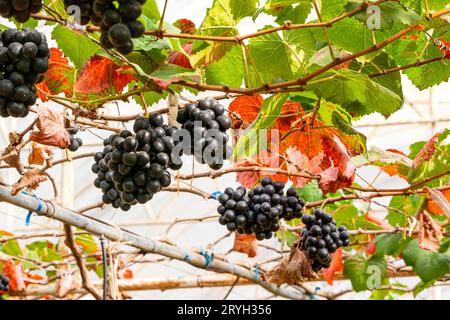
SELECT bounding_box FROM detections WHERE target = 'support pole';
[0,185,306,300]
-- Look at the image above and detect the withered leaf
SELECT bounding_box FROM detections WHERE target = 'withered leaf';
[418,210,443,252]
[30,106,71,148]
[11,169,47,196]
[233,233,258,258]
[264,246,316,286]
[28,143,45,165]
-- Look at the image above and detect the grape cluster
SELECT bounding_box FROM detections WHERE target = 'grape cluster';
[0,28,49,118]
[0,0,43,22]
[64,0,145,54]
[300,209,350,271]
[92,113,182,211]
[176,99,232,169]
[217,177,305,241]
[0,275,9,292]
[66,125,83,152]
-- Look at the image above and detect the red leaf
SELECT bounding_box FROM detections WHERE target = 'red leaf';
[322,248,343,285]
[173,19,196,34]
[438,40,450,59]
[366,242,376,255]
[412,132,440,169]
[233,233,258,257]
[73,56,134,95]
[36,48,75,101]
[167,43,193,69]
[30,106,71,148]
[2,261,26,292]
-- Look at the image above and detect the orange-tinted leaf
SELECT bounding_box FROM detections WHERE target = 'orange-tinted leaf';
[2,261,26,292]
[36,48,75,101]
[174,19,196,34]
[11,169,47,195]
[235,149,289,188]
[233,233,258,257]
[322,248,343,285]
[73,56,134,96]
[228,95,263,129]
[30,106,71,148]
[412,132,439,169]
[28,142,45,165]
[168,43,193,69]
[118,269,134,279]
[427,187,450,215]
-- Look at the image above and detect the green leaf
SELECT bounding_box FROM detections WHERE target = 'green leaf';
[142,0,161,20]
[234,94,288,159]
[333,205,381,230]
[0,231,22,257]
[403,240,450,283]
[344,255,387,292]
[327,18,375,54]
[408,129,450,184]
[75,233,98,253]
[386,194,423,226]
[348,1,420,30]
[52,25,100,69]
[306,69,403,117]
[351,52,403,99]
[248,27,316,84]
[320,0,346,21]
[296,180,324,202]
[374,234,411,256]
[205,46,244,87]
[272,1,311,25]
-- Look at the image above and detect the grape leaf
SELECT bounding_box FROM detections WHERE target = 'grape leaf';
[248,27,316,84]
[403,240,450,283]
[306,69,403,117]
[142,0,160,19]
[52,25,100,69]
[344,255,387,292]
[36,48,76,101]
[205,45,244,87]
[73,56,135,98]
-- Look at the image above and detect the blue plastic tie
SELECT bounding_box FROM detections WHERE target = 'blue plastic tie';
[309,287,321,300]
[200,249,213,267]
[184,253,192,262]
[210,191,222,200]
[254,265,260,280]
[21,191,43,226]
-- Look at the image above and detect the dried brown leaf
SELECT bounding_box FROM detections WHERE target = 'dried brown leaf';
[264,246,316,286]
[11,169,47,195]
[233,233,258,258]
[28,143,45,165]
[55,274,80,298]
[418,210,443,252]
[30,106,71,148]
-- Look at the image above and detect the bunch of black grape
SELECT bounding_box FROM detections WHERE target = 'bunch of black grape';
[300,209,350,272]
[0,0,43,22]
[176,99,232,170]
[66,125,83,152]
[217,177,305,241]
[92,113,182,211]
[0,275,9,292]
[63,0,145,54]
[0,28,49,118]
